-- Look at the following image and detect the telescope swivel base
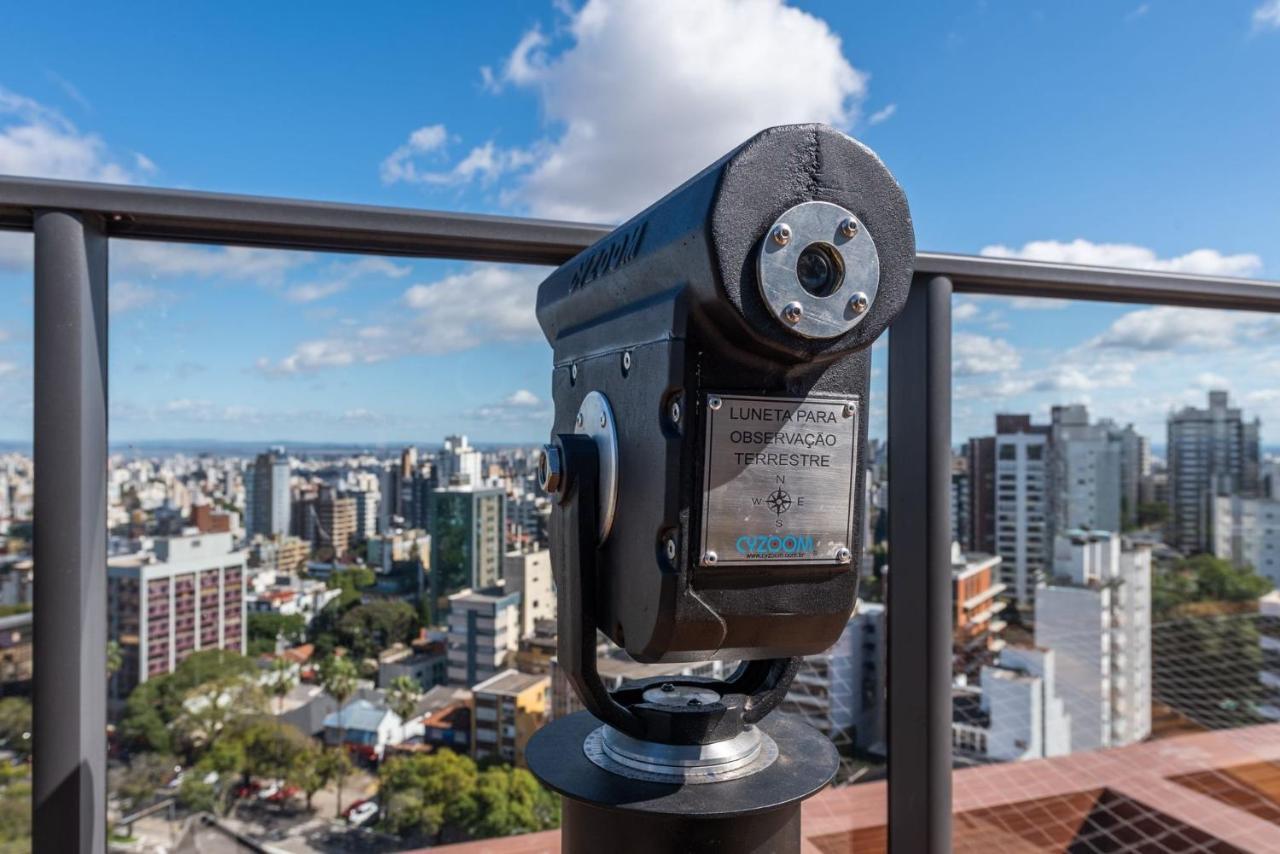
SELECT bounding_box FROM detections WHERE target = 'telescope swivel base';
[528,711,838,854]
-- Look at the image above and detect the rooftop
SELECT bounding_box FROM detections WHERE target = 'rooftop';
[473,669,548,697]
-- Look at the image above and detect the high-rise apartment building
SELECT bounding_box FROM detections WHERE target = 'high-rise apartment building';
[953,645,1071,763]
[1168,390,1261,554]
[429,485,506,605]
[108,532,247,698]
[1050,404,1123,536]
[437,435,483,487]
[446,587,520,687]
[951,455,972,552]
[471,669,549,767]
[995,415,1052,610]
[350,488,379,542]
[1037,530,1152,752]
[247,449,290,537]
[1212,495,1280,587]
[1106,421,1151,529]
[504,549,555,639]
[966,436,996,555]
[310,492,356,559]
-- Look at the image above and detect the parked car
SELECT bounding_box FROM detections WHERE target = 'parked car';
[346,801,378,827]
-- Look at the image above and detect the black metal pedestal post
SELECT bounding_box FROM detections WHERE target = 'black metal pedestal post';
[529,711,837,854]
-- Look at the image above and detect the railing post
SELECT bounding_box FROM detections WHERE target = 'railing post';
[887,273,952,853]
[33,210,108,853]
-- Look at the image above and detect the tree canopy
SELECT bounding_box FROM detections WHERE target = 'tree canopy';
[118,649,259,756]
[378,750,558,845]
[337,600,419,659]
[1154,554,1273,619]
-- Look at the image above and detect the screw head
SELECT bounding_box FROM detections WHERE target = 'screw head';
[771,223,792,246]
[836,547,853,564]
[782,301,804,324]
[575,412,584,428]
[848,292,870,315]
[665,537,677,562]
[687,698,703,707]
[570,364,578,383]
[661,682,675,693]
[839,217,858,238]
[704,551,719,565]
[708,396,722,411]
[843,401,856,418]
[538,445,563,495]
[599,412,607,428]
[621,351,632,374]
[670,399,682,425]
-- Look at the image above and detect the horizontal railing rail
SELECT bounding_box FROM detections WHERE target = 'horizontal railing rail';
[3,171,1276,854]
[3,174,1278,307]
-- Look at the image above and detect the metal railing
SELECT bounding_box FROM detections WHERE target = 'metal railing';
[3,173,1279,853]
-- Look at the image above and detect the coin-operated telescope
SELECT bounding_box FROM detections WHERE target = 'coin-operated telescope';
[526,124,914,854]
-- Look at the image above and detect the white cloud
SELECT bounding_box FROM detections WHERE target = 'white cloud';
[953,301,980,321]
[285,281,347,304]
[1087,306,1280,351]
[1009,297,1070,310]
[411,0,869,221]
[468,388,552,424]
[980,239,1263,277]
[1254,0,1280,30]
[257,263,550,375]
[953,333,1020,376]
[0,232,30,272]
[0,87,148,183]
[867,104,897,126]
[114,240,306,284]
[111,280,164,315]
[379,124,449,184]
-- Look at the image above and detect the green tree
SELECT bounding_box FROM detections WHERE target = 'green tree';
[177,774,218,814]
[1153,613,1268,729]
[119,650,257,756]
[318,654,358,816]
[106,640,122,678]
[0,699,31,758]
[378,750,559,844]
[231,717,311,784]
[288,743,347,812]
[112,752,179,814]
[265,658,297,716]
[247,613,307,656]
[386,675,422,726]
[1153,554,1273,619]
[337,600,419,659]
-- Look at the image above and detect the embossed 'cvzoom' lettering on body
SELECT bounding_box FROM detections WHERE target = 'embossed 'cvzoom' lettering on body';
[570,222,647,290]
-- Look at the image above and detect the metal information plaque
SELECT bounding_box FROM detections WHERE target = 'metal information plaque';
[699,393,859,567]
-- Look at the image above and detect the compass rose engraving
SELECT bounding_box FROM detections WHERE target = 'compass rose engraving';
[766,487,792,517]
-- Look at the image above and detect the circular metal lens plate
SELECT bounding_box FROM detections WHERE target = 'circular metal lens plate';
[758,201,880,339]
[584,725,778,784]
[575,391,619,543]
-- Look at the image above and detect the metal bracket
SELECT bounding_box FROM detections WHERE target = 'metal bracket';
[575,391,619,543]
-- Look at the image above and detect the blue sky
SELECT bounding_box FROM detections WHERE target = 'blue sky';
[0,1,1278,447]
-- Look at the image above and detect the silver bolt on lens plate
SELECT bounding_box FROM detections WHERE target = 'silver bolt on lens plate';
[570,363,578,383]
[704,551,719,565]
[670,399,681,424]
[665,537,677,561]
[843,401,856,417]
[575,412,584,428]
[839,217,858,238]
[771,223,792,246]
[585,724,779,784]
[782,301,804,324]
[708,395,722,411]
[621,351,631,373]
[836,547,852,564]
[848,291,870,315]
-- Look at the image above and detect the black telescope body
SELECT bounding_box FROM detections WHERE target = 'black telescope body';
[536,124,914,666]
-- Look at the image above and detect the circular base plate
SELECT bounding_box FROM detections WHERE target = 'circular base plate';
[527,711,838,819]
[585,724,778,784]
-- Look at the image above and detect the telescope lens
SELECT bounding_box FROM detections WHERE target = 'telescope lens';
[795,243,844,298]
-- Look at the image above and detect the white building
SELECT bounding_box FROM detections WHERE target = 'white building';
[504,550,555,639]
[437,435,483,487]
[995,416,1052,609]
[782,602,886,756]
[1212,495,1280,587]
[245,574,341,626]
[446,587,521,687]
[323,697,421,760]
[953,645,1071,763]
[1051,405,1123,535]
[1035,530,1152,752]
